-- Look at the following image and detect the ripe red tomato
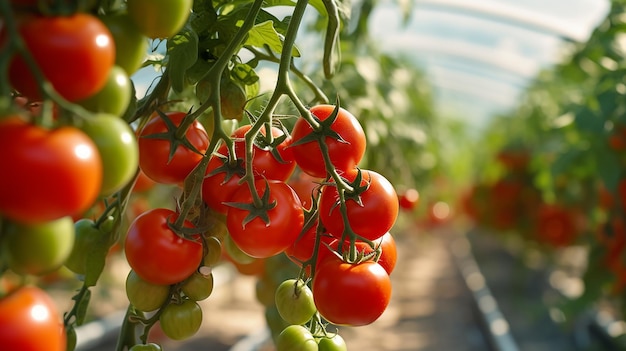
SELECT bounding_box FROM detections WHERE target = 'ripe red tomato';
[8,13,115,101]
[312,256,391,326]
[321,232,398,275]
[138,111,209,185]
[0,286,66,351]
[202,146,246,214]
[125,208,203,285]
[290,105,366,178]
[533,204,577,247]
[288,171,322,210]
[230,124,296,181]
[319,169,398,241]
[284,224,333,268]
[226,180,305,258]
[398,188,419,210]
[0,117,102,223]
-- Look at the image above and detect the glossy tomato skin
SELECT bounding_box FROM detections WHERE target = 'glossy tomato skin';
[0,286,66,351]
[312,257,391,326]
[125,270,170,312]
[230,125,296,181]
[226,180,305,258]
[126,0,192,39]
[8,13,115,101]
[1,216,75,276]
[322,232,398,275]
[125,208,203,285]
[77,66,132,117]
[319,169,398,241]
[81,113,139,196]
[275,325,318,351]
[100,13,148,75]
[138,111,209,185]
[202,145,246,214]
[0,117,102,224]
[158,300,202,341]
[291,105,366,178]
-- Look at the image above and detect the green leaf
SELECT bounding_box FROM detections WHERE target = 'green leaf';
[245,20,300,57]
[74,289,91,326]
[550,148,583,176]
[167,26,199,93]
[232,62,259,85]
[574,106,605,134]
[84,235,109,288]
[596,148,621,191]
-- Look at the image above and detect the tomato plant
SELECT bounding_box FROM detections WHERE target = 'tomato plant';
[319,169,398,241]
[0,286,66,351]
[201,146,247,214]
[64,218,101,275]
[8,13,115,101]
[226,179,305,258]
[274,279,317,325]
[312,256,392,326]
[0,117,102,223]
[138,111,209,185]
[158,299,202,341]
[181,272,214,301]
[291,105,367,178]
[124,208,203,285]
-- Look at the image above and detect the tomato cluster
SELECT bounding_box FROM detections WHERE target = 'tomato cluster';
[0,1,402,350]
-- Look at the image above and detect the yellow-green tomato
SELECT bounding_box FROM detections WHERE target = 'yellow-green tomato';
[126,0,193,39]
[275,279,317,325]
[1,216,74,275]
[125,270,170,312]
[77,66,132,117]
[159,300,202,341]
[275,325,318,351]
[81,114,139,196]
[181,272,214,301]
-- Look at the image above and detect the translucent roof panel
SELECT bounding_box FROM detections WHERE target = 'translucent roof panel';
[370,0,611,125]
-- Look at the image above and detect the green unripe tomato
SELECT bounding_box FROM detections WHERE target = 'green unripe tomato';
[81,114,139,196]
[181,272,214,301]
[125,270,170,312]
[317,334,348,351]
[1,216,74,275]
[77,66,132,117]
[100,13,148,74]
[126,0,193,39]
[202,236,222,267]
[275,325,318,351]
[129,343,162,351]
[64,218,101,275]
[275,279,317,325]
[159,300,202,341]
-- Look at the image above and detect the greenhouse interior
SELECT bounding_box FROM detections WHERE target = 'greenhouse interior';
[2,0,626,350]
